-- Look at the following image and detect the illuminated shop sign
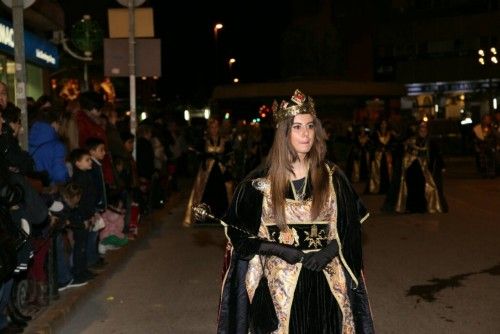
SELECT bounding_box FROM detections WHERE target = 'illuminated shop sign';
[0,18,59,69]
[405,80,497,96]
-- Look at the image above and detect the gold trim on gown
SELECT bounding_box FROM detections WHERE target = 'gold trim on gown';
[395,137,443,213]
[368,132,393,194]
[183,137,232,226]
[245,166,356,333]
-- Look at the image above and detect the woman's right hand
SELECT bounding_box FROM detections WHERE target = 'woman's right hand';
[257,241,304,264]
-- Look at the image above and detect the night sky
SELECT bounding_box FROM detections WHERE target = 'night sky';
[59,0,295,104]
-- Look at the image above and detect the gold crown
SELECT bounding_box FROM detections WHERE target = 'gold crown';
[272,89,316,125]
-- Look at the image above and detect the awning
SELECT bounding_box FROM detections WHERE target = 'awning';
[212,80,406,100]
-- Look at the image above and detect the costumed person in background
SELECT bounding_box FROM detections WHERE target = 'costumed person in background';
[393,121,448,213]
[217,89,374,334]
[366,119,395,194]
[231,120,250,183]
[473,114,497,178]
[184,118,233,226]
[247,123,264,175]
[493,111,500,175]
[345,125,372,184]
[323,120,339,165]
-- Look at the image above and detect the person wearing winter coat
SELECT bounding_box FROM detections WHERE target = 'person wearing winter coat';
[29,106,69,186]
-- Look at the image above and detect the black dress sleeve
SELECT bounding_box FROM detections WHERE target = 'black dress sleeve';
[224,179,264,259]
[332,166,368,282]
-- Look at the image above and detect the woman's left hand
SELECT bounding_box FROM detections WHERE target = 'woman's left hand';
[302,241,339,271]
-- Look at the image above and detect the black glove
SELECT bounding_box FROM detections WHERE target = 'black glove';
[302,241,339,272]
[257,241,304,264]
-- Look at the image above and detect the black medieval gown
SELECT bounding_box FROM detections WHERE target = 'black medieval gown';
[366,131,394,195]
[217,163,374,334]
[346,134,372,184]
[184,136,232,226]
[394,135,448,214]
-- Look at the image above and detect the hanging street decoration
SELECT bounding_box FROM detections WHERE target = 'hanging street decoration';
[71,15,103,56]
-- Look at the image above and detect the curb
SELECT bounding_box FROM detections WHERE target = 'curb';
[24,192,183,334]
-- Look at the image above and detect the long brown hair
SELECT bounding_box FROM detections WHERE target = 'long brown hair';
[266,115,329,230]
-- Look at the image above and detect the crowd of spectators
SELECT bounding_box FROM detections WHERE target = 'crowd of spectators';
[0,82,182,334]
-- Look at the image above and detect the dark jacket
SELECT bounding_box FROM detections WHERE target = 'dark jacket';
[72,169,97,221]
[56,199,85,230]
[136,137,155,179]
[90,158,107,212]
[76,110,115,185]
[0,130,35,175]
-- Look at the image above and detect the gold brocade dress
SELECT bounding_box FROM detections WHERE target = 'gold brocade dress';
[245,170,356,333]
[184,136,232,226]
[367,132,393,194]
[395,136,444,213]
[347,134,371,183]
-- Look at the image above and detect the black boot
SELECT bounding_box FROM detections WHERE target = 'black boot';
[38,282,49,307]
[30,282,49,308]
[26,279,37,304]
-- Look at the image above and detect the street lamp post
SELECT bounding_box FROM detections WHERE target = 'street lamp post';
[117,0,146,158]
[214,23,223,39]
[213,23,223,84]
[2,0,36,150]
[12,0,27,149]
[228,58,236,82]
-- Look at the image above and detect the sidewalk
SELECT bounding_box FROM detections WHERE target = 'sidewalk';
[23,191,184,334]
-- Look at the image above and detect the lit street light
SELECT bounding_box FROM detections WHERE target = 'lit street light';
[228,58,237,82]
[213,23,223,41]
[233,78,239,83]
[213,23,223,84]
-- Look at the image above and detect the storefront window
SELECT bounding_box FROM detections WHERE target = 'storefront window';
[0,55,14,99]
[0,55,43,102]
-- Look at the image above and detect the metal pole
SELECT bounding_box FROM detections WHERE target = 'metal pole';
[128,0,137,159]
[12,0,28,150]
[83,62,89,92]
[489,76,493,113]
[214,27,218,85]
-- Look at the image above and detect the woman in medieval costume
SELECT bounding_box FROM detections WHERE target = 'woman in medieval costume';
[394,121,448,213]
[345,125,372,184]
[184,118,233,226]
[217,89,374,334]
[366,119,395,194]
[473,114,497,178]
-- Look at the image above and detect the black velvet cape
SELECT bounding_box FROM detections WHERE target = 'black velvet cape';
[217,162,375,333]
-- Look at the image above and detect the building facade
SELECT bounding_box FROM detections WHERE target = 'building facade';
[0,0,63,101]
[372,0,500,121]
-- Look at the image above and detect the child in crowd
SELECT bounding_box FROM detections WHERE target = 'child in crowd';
[86,137,107,212]
[86,138,108,268]
[119,132,140,237]
[69,149,98,280]
[56,182,89,290]
[100,192,128,249]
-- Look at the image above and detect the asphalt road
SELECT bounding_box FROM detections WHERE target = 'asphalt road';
[56,159,500,334]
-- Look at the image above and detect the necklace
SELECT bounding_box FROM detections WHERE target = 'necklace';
[290,176,308,201]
